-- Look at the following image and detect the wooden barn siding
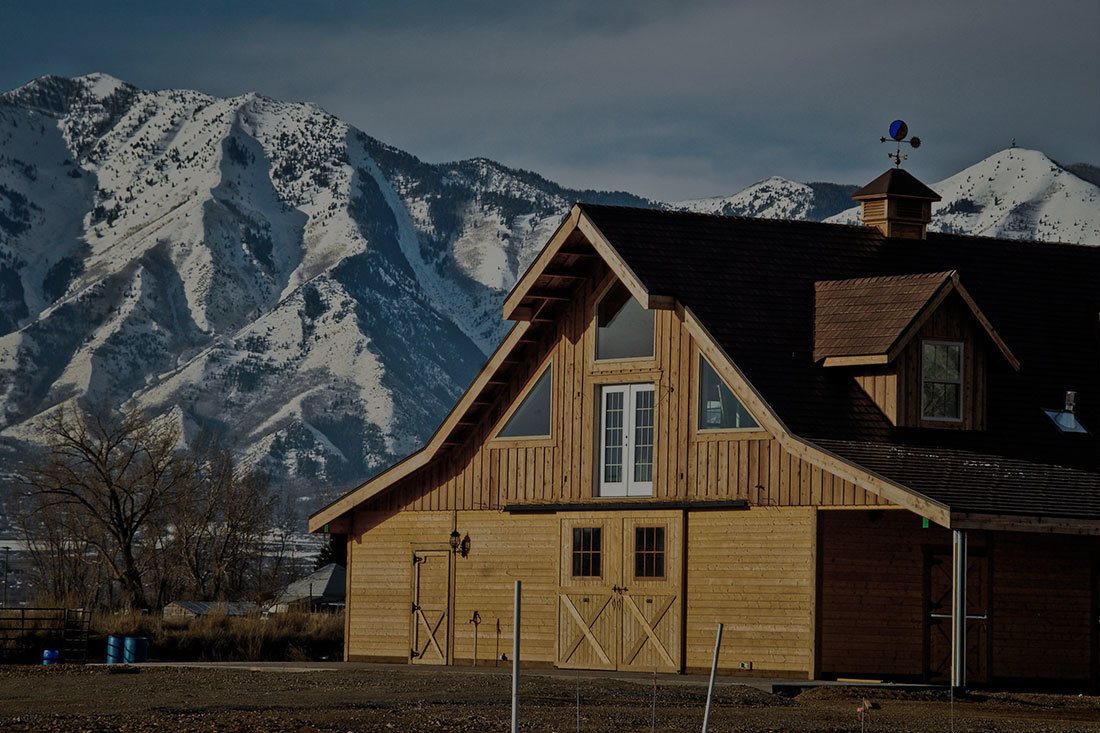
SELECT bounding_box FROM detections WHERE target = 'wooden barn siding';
[819,511,1098,682]
[817,510,936,677]
[685,508,816,675]
[345,509,559,664]
[371,270,889,514]
[991,533,1096,681]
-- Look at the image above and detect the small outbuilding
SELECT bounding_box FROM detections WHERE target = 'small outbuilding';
[268,563,346,613]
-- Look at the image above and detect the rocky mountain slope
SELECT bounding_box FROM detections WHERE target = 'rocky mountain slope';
[0,73,648,501]
[1,74,1096,507]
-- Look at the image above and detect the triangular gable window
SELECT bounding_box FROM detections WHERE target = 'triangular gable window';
[698,356,758,430]
[498,366,552,438]
[596,281,654,360]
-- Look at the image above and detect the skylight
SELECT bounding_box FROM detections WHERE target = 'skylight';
[1043,391,1088,434]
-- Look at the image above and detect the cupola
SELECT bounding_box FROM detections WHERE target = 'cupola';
[851,167,941,239]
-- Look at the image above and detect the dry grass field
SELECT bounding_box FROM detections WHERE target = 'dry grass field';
[1,664,1099,732]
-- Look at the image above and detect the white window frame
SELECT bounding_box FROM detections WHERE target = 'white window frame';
[598,384,655,497]
[921,340,964,422]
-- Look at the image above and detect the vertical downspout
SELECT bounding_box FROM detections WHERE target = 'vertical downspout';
[951,529,968,689]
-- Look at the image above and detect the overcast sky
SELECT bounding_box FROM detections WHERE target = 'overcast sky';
[2,1,1098,200]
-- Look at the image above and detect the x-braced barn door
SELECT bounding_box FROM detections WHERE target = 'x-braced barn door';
[410,548,451,664]
[556,514,682,672]
[925,549,989,684]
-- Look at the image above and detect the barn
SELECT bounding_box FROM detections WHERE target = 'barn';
[310,167,1100,689]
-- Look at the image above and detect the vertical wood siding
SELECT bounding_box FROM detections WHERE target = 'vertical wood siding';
[371,268,888,513]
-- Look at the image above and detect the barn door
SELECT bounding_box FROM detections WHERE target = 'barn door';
[925,550,989,683]
[556,514,682,672]
[557,517,620,670]
[410,549,451,665]
[619,514,682,673]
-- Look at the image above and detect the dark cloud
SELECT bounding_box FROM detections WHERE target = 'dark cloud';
[3,0,1097,199]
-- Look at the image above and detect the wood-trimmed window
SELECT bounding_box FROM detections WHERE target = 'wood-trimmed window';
[598,384,655,497]
[496,363,553,439]
[595,281,654,361]
[633,526,665,579]
[697,355,759,431]
[571,527,602,577]
[921,340,963,421]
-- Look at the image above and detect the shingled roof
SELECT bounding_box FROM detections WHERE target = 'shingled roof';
[814,271,955,362]
[813,270,1019,368]
[577,203,1100,521]
[851,168,942,201]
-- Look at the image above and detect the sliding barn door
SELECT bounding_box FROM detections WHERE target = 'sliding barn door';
[557,517,620,670]
[925,550,989,683]
[556,514,682,672]
[619,514,682,673]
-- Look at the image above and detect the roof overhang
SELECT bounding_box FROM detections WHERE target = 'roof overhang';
[503,204,675,323]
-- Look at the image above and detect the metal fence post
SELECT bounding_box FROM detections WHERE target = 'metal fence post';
[702,622,724,732]
[512,580,521,733]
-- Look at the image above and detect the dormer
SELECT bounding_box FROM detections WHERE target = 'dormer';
[814,271,1019,430]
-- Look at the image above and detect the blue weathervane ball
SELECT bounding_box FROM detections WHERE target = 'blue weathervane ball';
[889,120,908,141]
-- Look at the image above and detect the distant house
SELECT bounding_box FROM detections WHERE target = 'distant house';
[268,563,346,613]
[163,601,259,619]
[310,166,1100,689]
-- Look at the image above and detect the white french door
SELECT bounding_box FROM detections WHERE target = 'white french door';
[598,384,655,497]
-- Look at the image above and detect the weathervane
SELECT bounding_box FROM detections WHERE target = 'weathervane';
[880,120,922,167]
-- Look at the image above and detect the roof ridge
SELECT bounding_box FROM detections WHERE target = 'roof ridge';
[575,201,879,231]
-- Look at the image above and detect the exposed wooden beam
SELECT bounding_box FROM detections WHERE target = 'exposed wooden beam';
[524,289,572,302]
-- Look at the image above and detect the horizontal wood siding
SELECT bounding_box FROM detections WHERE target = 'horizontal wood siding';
[451,511,559,665]
[991,533,1095,681]
[685,508,816,675]
[370,268,889,514]
[818,510,940,678]
[346,509,559,664]
[347,510,452,660]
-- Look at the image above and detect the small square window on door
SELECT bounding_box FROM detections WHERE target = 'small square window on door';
[634,526,665,579]
[572,527,602,577]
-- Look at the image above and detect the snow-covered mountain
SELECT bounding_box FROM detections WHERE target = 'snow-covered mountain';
[675,177,857,221]
[0,73,649,500]
[827,148,1100,242]
[0,74,1096,509]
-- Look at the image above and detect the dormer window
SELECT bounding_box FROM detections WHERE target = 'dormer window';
[921,341,963,421]
[596,281,654,361]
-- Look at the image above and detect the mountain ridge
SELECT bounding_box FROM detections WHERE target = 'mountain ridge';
[0,74,1097,517]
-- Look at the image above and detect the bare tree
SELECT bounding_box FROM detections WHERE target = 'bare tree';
[18,404,193,610]
[169,444,273,600]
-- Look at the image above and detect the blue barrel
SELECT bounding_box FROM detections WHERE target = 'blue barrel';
[41,649,59,666]
[106,635,124,664]
[122,636,148,664]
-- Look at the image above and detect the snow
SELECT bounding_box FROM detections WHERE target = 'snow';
[1,74,1096,507]
[675,177,815,220]
[827,148,1100,246]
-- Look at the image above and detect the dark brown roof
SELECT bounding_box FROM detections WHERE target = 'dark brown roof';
[813,271,953,362]
[851,168,941,201]
[577,203,1100,520]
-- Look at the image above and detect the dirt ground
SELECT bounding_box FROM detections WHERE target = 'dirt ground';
[1,664,1099,732]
